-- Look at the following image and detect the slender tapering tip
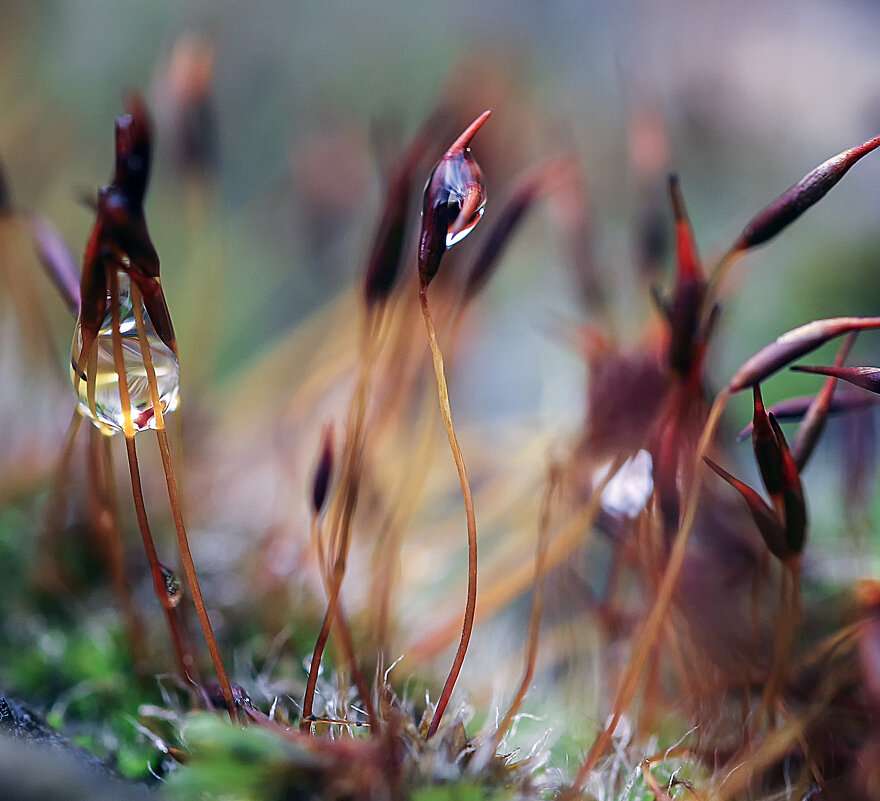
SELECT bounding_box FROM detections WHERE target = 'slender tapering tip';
[792,364,880,394]
[449,109,492,154]
[668,174,685,221]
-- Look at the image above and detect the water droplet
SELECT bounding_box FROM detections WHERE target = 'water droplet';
[154,563,183,609]
[426,148,487,250]
[446,205,485,247]
[71,271,179,434]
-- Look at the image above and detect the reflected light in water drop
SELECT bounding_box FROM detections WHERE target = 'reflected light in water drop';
[71,271,179,435]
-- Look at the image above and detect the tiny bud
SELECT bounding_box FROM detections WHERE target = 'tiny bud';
[311,423,334,515]
[734,134,880,252]
[418,110,490,288]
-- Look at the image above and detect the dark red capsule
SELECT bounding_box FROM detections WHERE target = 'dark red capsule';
[703,457,792,562]
[418,110,490,288]
[83,95,177,358]
[666,175,707,377]
[751,385,784,513]
[311,423,334,516]
[734,134,880,252]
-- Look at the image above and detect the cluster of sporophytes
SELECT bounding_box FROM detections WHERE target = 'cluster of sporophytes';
[6,84,880,800]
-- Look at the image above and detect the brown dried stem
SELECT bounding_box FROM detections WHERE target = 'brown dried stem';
[109,271,195,685]
[419,286,478,740]
[301,307,385,732]
[129,281,234,718]
[91,430,149,672]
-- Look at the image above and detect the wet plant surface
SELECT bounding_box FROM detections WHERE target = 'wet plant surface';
[7,6,880,801]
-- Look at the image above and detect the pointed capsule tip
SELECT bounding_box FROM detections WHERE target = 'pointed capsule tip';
[667,173,685,221]
[450,109,492,153]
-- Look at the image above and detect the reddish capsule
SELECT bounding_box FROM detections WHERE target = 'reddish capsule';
[751,385,784,513]
[76,94,177,363]
[663,175,707,378]
[703,457,792,562]
[734,133,880,251]
[727,317,880,392]
[418,110,490,288]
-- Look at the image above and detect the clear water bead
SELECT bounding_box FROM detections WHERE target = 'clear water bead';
[446,204,485,247]
[71,272,179,434]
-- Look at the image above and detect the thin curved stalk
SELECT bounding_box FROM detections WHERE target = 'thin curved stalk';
[301,306,384,732]
[302,509,377,733]
[129,282,234,719]
[108,271,194,683]
[92,431,149,673]
[409,454,627,666]
[419,287,478,740]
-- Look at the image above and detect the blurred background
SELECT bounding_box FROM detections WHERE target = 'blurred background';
[3,0,880,782]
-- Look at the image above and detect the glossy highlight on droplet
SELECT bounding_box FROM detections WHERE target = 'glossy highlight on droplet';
[71,271,179,434]
[436,153,487,248]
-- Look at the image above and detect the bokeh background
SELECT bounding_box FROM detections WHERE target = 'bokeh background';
[4,0,880,786]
